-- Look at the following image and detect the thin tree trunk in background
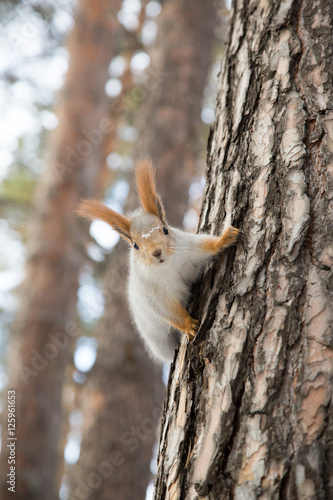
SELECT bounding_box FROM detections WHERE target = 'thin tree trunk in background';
[0,1,122,499]
[133,0,218,224]
[154,0,333,498]
[68,1,217,499]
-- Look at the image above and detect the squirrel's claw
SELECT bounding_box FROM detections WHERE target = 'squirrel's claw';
[237,229,244,242]
[187,318,199,340]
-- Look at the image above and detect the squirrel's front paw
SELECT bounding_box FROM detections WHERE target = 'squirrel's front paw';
[218,226,239,249]
[186,318,199,340]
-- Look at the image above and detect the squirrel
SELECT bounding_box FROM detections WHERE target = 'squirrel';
[76,159,239,363]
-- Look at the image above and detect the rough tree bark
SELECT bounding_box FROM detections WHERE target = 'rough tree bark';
[68,1,217,500]
[154,0,333,499]
[0,1,122,499]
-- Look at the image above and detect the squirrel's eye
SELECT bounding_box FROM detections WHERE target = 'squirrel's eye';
[133,242,139,250]
[163,227,169,235]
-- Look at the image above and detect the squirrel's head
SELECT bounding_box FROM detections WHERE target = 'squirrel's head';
[130,211,174,265]
[76,159,174,265]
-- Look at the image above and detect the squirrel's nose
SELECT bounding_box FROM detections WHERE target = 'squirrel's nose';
[152,248,162,258]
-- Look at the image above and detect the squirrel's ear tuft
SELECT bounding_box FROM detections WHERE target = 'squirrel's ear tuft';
[135,159,166,224]
[76,199,131,243]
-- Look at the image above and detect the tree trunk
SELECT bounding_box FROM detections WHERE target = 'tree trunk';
[68,1,217,499]
[0,2,122,499]
[154,0,333,499]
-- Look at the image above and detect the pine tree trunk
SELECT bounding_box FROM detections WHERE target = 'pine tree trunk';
[154,0,333,498]
[68,1,217,500]
[0,2,122,499]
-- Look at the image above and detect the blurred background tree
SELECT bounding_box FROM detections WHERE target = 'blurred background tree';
[0,1,229,499]
[0,0,124,498]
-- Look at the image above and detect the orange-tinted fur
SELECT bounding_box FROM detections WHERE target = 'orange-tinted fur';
[76,199,131,240]
[167,301,199,340]
[199,227,239,255]
[135,159,164,220]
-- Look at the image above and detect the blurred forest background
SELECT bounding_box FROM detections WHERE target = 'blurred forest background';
[0,0,230,499]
